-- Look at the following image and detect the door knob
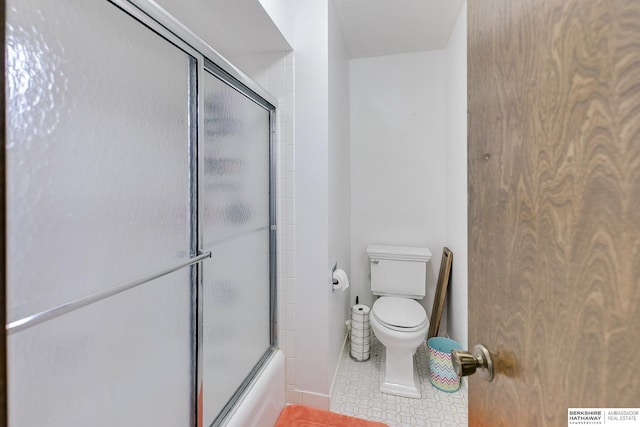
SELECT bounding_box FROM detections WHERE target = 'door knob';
[451,344,494,381]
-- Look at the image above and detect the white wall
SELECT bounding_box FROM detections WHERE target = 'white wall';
[153,0,291,57]
[257,0,296,47]
[349,51,448,317]
[292,0,331,406]
[327,0,352,396]
[445,2,468,348]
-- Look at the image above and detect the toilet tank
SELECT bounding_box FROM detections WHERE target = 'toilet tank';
[367,245,432,298]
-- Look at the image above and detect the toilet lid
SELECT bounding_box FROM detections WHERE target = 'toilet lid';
[372,297,427,328]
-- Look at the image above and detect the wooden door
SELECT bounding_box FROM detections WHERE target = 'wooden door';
[468,0,640,425]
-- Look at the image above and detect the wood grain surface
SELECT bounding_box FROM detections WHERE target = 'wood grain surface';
[468,0,640,425]
[427,247,453,339]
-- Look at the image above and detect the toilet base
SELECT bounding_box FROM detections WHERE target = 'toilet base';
[379,349,421,398]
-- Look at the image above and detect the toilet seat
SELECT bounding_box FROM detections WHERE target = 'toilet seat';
[372,297,428,332]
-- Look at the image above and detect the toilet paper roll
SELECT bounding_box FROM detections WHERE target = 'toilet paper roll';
[351,343,370,355]
[350,303,371,361]
[351,304,370,315]
[351,320,370,330]
[332,268,350,292]
[351,327,371,339]
[351,313,369,324]
[351,349,370,362]
[350,334,370,346]
[351,342,370,353]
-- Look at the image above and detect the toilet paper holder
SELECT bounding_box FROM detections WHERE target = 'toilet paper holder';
[332,262,339,289]
[332,263,351,293]
[331,261,349,293]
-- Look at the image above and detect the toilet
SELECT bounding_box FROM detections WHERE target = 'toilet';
[367,244,432,398]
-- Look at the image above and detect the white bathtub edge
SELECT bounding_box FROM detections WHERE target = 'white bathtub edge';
[222,350,286,427]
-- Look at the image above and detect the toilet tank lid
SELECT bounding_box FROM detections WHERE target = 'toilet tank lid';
[366,245,432,262]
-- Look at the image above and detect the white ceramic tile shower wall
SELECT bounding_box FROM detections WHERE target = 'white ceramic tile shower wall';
[331,335,468,427]
[229,51,297,403]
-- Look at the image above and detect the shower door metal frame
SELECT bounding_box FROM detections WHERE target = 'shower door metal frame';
[5,1,210,425]
[5,0,277,426]
[200,58,278,427]
[108,2,279,426]
[4,2,209,334]
[5,0,279,424]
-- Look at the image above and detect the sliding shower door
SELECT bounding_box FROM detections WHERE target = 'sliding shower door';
[7,1,277,426]
[200,66,275,425]
[6,1,196,425]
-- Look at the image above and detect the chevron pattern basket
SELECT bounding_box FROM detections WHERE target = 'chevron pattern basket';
[428,337,462,392]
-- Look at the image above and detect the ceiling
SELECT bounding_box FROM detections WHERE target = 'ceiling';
[154,0,292,58]
[154,0,465,59]
[333,0,466,58]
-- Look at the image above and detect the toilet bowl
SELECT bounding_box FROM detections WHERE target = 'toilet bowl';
[370,296,429,398]
[366,244,432,398]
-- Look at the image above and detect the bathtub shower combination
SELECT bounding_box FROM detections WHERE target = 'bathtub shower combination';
[6,1,281,426]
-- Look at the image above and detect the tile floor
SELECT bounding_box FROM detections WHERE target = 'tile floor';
[331,334,468,427]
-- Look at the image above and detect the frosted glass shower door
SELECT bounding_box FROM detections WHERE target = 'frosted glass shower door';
[6,1,196,426]
[201,70,274,424]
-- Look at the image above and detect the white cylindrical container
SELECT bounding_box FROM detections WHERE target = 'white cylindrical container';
[350,304,371,361]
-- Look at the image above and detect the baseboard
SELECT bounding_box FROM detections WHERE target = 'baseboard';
[291,333,346,412]
[329,331,349,405]
[300,390,330,410]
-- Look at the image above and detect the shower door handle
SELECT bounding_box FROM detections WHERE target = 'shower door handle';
[451,344,494,381]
